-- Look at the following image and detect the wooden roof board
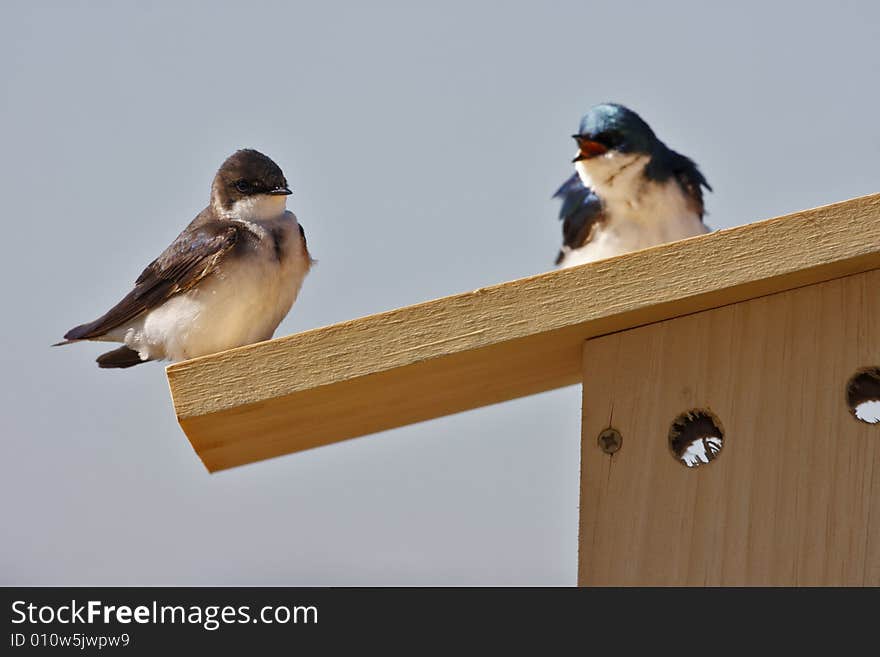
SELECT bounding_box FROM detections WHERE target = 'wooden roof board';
[166,193,880,471]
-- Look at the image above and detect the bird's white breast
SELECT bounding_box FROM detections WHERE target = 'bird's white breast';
[559,153,708,268]
[120,211,311,362]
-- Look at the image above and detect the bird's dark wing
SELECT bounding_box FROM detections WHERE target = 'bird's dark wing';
[667,150,712,218]
[552,173,604,265]
[63,222,242,341]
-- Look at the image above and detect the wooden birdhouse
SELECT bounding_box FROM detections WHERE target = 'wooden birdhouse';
[167,193,880,586]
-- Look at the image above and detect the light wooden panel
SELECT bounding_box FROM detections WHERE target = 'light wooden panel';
[166,193,880,471]
[579,269,880,586]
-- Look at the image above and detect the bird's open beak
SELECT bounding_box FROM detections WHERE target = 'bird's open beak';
[268,186,293,196]
[572,134,608,162]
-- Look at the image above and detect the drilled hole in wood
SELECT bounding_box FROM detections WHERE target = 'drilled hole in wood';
[669,409,723,468]
[846,368,880,424]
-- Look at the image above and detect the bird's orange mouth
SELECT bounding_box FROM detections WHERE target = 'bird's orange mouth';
[572,135,608,162]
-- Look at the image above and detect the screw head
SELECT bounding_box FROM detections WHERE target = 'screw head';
[597,427,623,455]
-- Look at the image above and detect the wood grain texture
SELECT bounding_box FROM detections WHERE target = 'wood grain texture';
[166,193,880,472]
[579,269,880,586]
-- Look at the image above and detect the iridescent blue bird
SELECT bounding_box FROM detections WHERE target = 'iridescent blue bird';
[553,103,711,267]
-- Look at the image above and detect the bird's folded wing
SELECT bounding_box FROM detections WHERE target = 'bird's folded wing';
[64,223,241,341]
[666,150,711,218]
[553,173,604,262]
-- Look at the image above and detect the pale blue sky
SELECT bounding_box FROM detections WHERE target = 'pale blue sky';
[1,0,878,584]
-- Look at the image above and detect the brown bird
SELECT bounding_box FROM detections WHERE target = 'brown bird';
[57,149,313,368]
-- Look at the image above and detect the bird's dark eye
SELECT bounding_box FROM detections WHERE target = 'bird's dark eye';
[597,131,624,148]
[235,180,252,193]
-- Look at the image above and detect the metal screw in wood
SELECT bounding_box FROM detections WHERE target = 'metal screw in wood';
[597,427,623,455]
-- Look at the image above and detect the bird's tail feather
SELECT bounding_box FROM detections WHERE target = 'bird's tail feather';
[96,346,149,369]
[63,319,104,342]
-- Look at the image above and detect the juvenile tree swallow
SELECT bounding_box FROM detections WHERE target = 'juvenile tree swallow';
[553,103,711,267]
[57,149,313,368]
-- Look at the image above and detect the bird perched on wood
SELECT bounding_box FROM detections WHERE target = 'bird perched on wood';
[57,149,313,368]
[553,103,711,268]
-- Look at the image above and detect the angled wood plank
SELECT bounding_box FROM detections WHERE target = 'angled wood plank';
[167,193,880,471]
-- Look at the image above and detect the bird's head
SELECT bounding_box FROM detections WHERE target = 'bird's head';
[211,149,292,219]
[570,103,662,192]
[572,103,658,163]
